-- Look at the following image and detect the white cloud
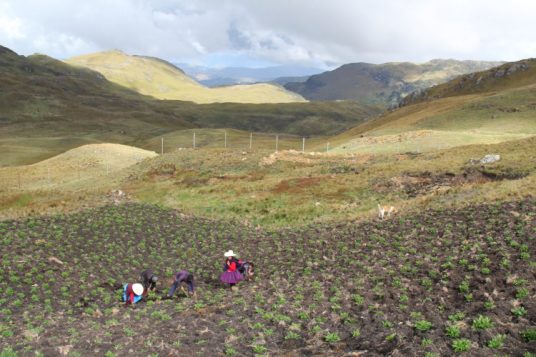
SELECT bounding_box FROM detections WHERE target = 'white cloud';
[0,2,25,40]
[1,0,536,66]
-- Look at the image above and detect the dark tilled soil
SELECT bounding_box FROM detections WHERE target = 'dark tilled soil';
[0,199,534,356]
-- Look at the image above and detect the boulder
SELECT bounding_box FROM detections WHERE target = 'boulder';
[468,154,501,165]
[480,154,501,164]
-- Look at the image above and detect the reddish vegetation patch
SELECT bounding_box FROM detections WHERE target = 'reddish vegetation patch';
[272,177,324,194]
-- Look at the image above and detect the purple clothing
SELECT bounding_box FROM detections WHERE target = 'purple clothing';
[220,270,243,284]
[168,270,194,297]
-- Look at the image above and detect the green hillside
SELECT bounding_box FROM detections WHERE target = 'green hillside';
[330,59,536,154]
[67,50,306,104]
[0,46,194,166]
[0,45,379,166]
[285,59,502,107]
[399,58,536,106]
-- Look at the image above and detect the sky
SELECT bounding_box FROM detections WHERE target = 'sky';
[1,0,536,69]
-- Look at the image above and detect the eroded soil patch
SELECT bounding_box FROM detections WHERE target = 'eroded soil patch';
[377,167,529,197]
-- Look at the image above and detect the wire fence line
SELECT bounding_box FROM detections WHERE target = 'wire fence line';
[157,131,332,154]
[0,133,335,193]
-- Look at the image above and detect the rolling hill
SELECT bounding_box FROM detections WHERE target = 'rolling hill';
[0,45,378,166]
[329,59,536,154]
[0,45,195,166]
[399,58,536,106]
[284,59,502,107]
[67,51,306,104]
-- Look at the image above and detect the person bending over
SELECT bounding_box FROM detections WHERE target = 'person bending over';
[168,270,195,298]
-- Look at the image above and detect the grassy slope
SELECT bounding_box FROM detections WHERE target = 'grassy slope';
[0,46,193,166]
[399,58,536,106]
[2,134,535,228]
[67,51,306,104]
[329,60,536,154]
[2,55,536,224]
[0,46,379,166]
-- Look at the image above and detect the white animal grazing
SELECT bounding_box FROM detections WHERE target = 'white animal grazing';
[378,204,396,220]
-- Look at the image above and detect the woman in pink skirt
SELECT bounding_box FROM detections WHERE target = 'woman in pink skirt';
[220,250,243,290]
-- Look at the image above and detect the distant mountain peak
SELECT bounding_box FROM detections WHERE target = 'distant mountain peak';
[284,59,503,107]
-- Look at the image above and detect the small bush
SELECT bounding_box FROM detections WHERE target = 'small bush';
[414,320,433,332]
[0,347,18,357]
[452,338,471,353]
[445,325,461,338]
[324,332,341,343]
[521,328,536,342]
[511,306,527,317]
[487,334,506,349]
[472,315,493,330]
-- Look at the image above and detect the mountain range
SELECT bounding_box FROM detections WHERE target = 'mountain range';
[284,59,503,107]
[67,51,305,104]
[0,45,376,165]
[177,63,323,87]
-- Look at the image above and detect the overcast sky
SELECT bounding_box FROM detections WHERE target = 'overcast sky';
[1,0,535,68]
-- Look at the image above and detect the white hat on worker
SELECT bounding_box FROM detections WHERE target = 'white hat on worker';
[224,250,236,257]
[132,283,144,296]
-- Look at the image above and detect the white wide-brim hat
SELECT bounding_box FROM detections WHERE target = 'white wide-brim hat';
[132,283,144,296]
[224,250,236,257]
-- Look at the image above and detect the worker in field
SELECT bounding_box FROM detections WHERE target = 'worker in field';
[220,250,243,291]
[167,270,195,298]
[123,283,144,306]
[139,269,158,297]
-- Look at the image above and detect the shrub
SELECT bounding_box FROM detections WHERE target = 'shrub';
[352,294,364,306]
[448,312,465,322]
[521,328,536,342]
[414,320,433,332]
[324,332,341,343]
[252,344,267,354]
[472,315,493,330]
[487,334,506,349]
[445,325,461,338]
[516,288,529,299]
[0,347,18,357]
[452,338,471,353]
[285,331,300,340]
[511,306,527,317]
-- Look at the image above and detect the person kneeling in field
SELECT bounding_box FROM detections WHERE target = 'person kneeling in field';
[123,283,144,306]
[167,270,195,298]
[238,261,255,280]
[139,269,158,297]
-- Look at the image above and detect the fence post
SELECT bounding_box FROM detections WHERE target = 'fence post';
[326,142,330,152]
[302,137,305,152]
[276,135,279,152]
[224,130,227,148]
[193,132,196,148]
[18,172,21,190]
[249,132,252,150]
[161,137,164,155]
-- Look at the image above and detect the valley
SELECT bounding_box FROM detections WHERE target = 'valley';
[0,33,535,357]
